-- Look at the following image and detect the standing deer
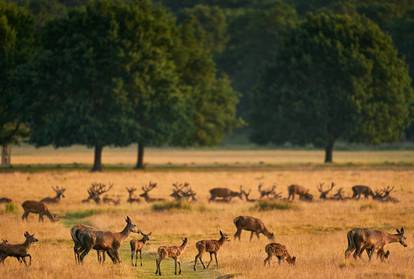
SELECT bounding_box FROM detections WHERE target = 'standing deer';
[209,186,244,202]
[40,186,66,204]
[264,242,296,266]
[345,227,407,261]
[258,184,278,200]
[140,182,165,202]
[233,216,275,241]
[0,232,38,266]
[193,231,230,271]
[317,182,335,200]
[287,184,313,201]
[21,200,57,222]
[0,197,12,204]
[71,224,106,264]
[75,216,137,264]
[130,230,151,266]
[155,238,188,276]
[126,187,141,203]
[352,185,374,200]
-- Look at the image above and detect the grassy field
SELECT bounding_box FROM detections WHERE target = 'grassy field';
[1,149,414,278]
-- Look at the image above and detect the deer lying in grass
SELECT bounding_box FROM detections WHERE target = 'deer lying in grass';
[21,200,57,222]
[352,185,374,200]
[373,186,399,203]
[287,184,313,201]
[209,186,244,202]
[345,227,407,261]
[40,186,66,204]
[264,242,296,266]
[234,216,275,241]
[317,182,335,200]
[0,232,38,266]
[75,216,137,264]
[0,197,12,204]
[102,195,121,205]
[194,231,230,271]
[82,183,113,204]
[130,231,151,266]
[126,187,141,203]
[155,238,188,276]
[140,182,165,203]
[170,183,197,202]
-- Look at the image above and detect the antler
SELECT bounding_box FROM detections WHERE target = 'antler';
[126,187,137,193]
[142,181,157,193]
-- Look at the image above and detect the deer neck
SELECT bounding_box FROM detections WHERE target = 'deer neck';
[179,240,188,253]
[119,224,132,241]
[23,239,33,249]
[218,236,226,246]
[140,237,148,244]
[385,233,400,244]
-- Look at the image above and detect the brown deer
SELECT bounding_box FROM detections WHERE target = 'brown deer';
[126,187,141,203]
[130,231,151,266]
[155,238,188,276]
[287,184,313,201]
[258,184,278,200]
[264,242,296,266]
[233,216,275,241]
[82,183,113,204]
[352,185,374,200]
[241,188,257,202]
[317,182,335,200]
[332,187,348,200]
[0,232,38,266]
[140,182,165,203]
[0,197,12,204]
[102,195,121,205]
[209,186,244,202]
[75,216,137,264]
[193,230,230,271]
[170,183,197,202]
[21,200,57,222]
[345,227,407,261]
[70,224,106,264]
[40,186,66,204]
[373,186,399,203]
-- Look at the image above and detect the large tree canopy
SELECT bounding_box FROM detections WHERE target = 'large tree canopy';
[250,12,413,162]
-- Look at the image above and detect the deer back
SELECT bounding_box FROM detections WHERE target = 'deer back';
[288,184,308,195]
[210,188,232,198]
[22,200,49,214]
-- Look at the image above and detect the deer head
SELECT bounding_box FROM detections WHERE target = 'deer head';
[396,227,407,247]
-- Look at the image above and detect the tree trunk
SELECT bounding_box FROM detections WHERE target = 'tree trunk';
[1,144,11,167]
[135,143,145,169]
[324,142,334,163]
[92,145,103,172]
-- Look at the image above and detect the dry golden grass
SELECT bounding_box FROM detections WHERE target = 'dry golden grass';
[1,150,414,278]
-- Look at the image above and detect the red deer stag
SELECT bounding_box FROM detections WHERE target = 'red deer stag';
[0,232,38,266]
[209,186,244,202]
[40,186,66,204]
[258,184,278,200]
[193,230,230,271]
[130,230,151,266]
[373,186,399,203]
[345,227,407,261]
[351,185,374,200]
[126,187,141,203]
[21,200,57,222]
[140,182,165,203]
[264,242,296,266]
[234,216,275,241]
[287,184,313,201]
[82,183,113,204]
[317,182,335,200]
[70,224,106,264]
[170,183,197,202]
[155,238,188,276]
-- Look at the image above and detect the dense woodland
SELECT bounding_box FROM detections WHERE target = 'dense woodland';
[1,0,414,169]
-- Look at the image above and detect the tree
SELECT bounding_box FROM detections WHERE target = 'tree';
[250,12,413,163]
[0,2,34,166]
[30,0,181,171]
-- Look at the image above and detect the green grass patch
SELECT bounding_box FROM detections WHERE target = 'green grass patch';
[4,202,18,214]
[253,200,299,211]
[151,201,192,212]
[62,209,99,227]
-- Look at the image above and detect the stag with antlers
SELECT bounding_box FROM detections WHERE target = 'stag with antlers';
[258,184,280,200]
[40,186,66,204]
[82,183,113,204]
[317,182,335,200]
[126,187,141,203]
[170,183,197,202]
[373,186,399,203]
[140,182,165,203]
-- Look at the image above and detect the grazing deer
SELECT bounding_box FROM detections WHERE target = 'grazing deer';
[75,216,137,264]
[140,182,165,203]
[317,182,335,200]
[264,242,296,266]
[82,183,113,204]
[155,238,188,276]
[345,227,407,261]
[130,231,151,266]
[287,184,313,201]
[258,184,278,200]
[234,216,275,241]
[40,186,66,204]
[126,187,141,203]
[0,232,38,266]
[209,186,244,202]
[194,231,230,271]
[0,197,12,204]
[352,185,374,200]
[21,200,57,222]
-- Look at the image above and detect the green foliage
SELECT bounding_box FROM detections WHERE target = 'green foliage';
[254,200,298,211]
[152,201,192,212]
[250,12,413,161]
[4,202,17,214]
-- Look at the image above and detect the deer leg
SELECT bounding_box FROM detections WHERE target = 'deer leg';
[139,250,142,266]
[264,255,272,266]
[22,211,29,221]
[249,231,254,241]
[174,257,177,275]
[206,252,213,268]
[277,256,282,265]
[130,250,134,266]
[155,258,161,275]
[214,252,218,268]
[178,258,182,275]
[256,232,260,240]
[39,213,44,222]
[234,229,241,240]
[79,246,92,263]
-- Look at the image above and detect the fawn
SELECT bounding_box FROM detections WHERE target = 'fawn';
[0,232,38,266]
[130,231,151,266]
[155,238,188,276]
[264,242,296,266]
[194,231,230,271]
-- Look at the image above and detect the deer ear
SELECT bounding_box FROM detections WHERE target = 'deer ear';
[401,227,404,234]
[24,232,29,237]
[148,232,152,236]
[396,228,401,234]
[220,230,223,236]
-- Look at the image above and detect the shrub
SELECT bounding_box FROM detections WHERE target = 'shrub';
[5,202,17,214]
[152,201,192,212]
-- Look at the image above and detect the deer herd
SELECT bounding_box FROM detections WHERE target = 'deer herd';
[0,181,407,275]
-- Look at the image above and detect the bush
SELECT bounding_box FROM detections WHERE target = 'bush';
[253,200,298,211]
[5,202,17,214]
[152,201,192,212]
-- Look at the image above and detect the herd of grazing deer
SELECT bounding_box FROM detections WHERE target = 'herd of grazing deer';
[0,181,406,275]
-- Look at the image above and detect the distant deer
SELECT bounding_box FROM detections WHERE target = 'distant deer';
[241,188,257,202]
[352,185,374,200]
[373,186,399,203]
[103,195,121,205]
[317,182,335,200]
[194,230,230,271]
[140,182,165,203]
[264,242,296,266]
[209,186,244,202]
[126,187,141,203]
[21,200,57,222]
[82,183,113,204]
[287,184,313,201]
[155,237,188,276]
[332,187,347,200]
[40,186,66,204]
[130,230,151,267]
[0,197,12,204]
[345,227,407,261]
[170,183,197,202]
[234,216,275,241]
[74,216,137,264]
[0,232,38,266]
[258,184,278,200]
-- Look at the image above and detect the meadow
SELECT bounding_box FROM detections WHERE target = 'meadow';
[1,147,414,278]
